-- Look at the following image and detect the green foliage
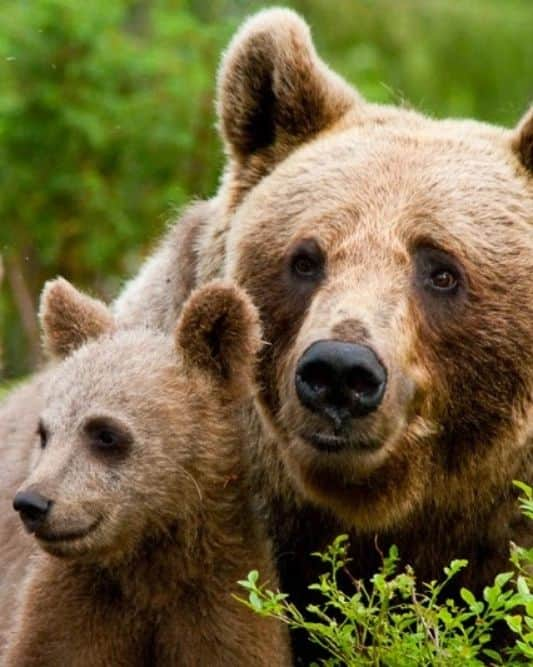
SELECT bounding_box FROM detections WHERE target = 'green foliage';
[1,0,532,379]
[239,483,533,665]
[296,0,533,125]
[0,0,236,376]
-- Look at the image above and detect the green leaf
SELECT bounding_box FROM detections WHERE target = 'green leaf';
[482,648,503,663]
[505,614,523,634]
[494,572,514,588]
[460,588,477,607]
[249,591,263,611]
[516,640,533,658]
[517,575,530,597]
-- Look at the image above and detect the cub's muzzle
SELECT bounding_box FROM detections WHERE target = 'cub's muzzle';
[295,340,387,428]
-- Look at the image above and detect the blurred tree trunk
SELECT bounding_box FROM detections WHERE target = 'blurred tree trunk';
[4,253,41,370]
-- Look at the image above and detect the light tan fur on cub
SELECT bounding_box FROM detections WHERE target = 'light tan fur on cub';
[3,278,290,667]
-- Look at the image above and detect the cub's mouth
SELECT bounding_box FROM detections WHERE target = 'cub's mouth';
[35,516,102,547]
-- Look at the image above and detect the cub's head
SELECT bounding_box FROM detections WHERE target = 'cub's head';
[14,278,260,561]
[217,9,533,529]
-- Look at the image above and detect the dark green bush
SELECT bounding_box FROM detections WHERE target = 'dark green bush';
[0,0,234,375]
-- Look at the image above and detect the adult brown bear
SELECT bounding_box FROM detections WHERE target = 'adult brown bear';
[1,8,533,663]
[115,7,533,659]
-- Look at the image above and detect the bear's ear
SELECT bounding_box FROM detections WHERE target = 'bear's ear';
[512,106,533,173]
[39,278,115,359]
[175,281,262,394]
[217,8,359,193]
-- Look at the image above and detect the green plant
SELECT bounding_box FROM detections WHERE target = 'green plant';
[239,482,533,665]
[0,0,235,377]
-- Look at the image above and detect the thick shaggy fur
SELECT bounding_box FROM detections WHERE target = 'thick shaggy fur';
[115,9,533,661]
[0,372,51,645]
[2,280,290,666]
[2,8,533,664]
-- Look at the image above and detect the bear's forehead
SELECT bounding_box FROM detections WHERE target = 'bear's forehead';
[41,332,185,428]
[231,121,532,259]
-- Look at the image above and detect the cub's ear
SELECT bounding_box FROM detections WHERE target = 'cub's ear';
[39,278,115,359]
[512,106,533,173]
[176,281,262,394]
[217,8,358,192]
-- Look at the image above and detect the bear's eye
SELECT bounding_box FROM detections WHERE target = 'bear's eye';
[415,245,465,298]
[84,417,132,458]
[37,421,48,449]
[289,239,325,281]
[428,268,458,292]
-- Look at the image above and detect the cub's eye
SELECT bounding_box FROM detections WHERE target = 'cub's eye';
[293,255,319,277]
[289,238,325,282]
[84,417,132,458]
[428,268,458,292]
[94,429,120,448]
[37,421,48,449]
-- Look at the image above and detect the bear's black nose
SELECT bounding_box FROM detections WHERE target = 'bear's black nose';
[13,490,51,533]
[295,340,387,428]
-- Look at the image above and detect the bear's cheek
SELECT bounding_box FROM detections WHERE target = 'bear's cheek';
[396,268,533,503]
[32,501,107,560]
[38,500,149,563]
[232,243,319,419]
[414,291,532,460]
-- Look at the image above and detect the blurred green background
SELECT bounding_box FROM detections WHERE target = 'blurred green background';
[1,0,532,385]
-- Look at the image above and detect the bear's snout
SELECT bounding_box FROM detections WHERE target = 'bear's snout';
[13,489,52,534]
[295,340,387,429]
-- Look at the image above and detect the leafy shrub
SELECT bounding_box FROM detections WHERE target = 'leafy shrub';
[0,0,235,376]
[239,482,533,665]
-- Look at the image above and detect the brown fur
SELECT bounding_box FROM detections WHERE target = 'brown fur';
[0,371,52,648]
[2,279,290,666]
[218,12,533,661]
[216,8,357,208]
[40,277,115,358]
[513,106,533,173]
[2,8,533,664]
[114,200,214,331]
[103,10,533,661]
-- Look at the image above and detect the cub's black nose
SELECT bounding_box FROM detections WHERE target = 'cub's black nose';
[295,340,387,427]
[13,490,51,533]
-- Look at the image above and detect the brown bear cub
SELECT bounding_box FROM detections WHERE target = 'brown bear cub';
[3,278,290,667]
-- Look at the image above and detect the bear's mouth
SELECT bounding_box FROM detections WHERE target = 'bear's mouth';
[35,516,102,545]
[306,432,349,452]
[300,430,382,454]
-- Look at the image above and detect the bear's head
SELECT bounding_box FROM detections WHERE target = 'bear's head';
[215,9,533,530]
[13,278,261,561]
